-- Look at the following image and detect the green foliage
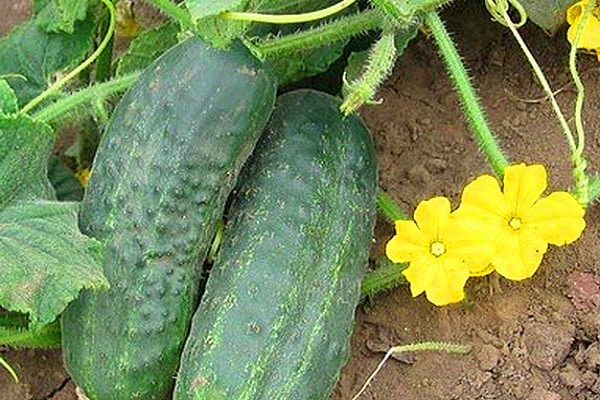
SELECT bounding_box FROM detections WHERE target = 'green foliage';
[0,84,107,327]
[186,0,249,19]
[47,156,84,202]
[117,23,180,75]
[186,0,250,47]
[0,17,94,105]
[0,80,18,116]
[252,0,351,85]
[0,320,61,348]
[519,0,573,32]
[36,0,90,33]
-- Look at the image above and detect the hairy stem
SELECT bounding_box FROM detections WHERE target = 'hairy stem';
[352,341,471,399]
[341,32,397,115]
[21,0,116,115]
[0,322,61,349]
[361,258,407,297]
[256,9,383,58]
[588,173,600,203]
[376,190,406,221]
[34,72,140,123]
[425,11,509,176]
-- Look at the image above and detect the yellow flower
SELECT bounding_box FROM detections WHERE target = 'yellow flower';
[386,197,495,306]
[454,164,586,281]
[567,0,600,61]
[76,168,91,187]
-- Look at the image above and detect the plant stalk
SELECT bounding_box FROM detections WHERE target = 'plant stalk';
[34,72,140,123]
[256,9,383,58]
[424,11,509,176]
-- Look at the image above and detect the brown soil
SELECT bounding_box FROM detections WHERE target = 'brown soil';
[3,1,600,400]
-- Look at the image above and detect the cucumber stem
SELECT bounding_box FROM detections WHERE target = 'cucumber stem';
[34,72,140,123]
[0,322,61,349]
[424,11,509,177]
[376,190,406,222]
[361,258,407,297]
[256,9,383,58]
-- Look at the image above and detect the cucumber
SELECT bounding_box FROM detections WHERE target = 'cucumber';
[60,37,277,400]
[174,89,377,400]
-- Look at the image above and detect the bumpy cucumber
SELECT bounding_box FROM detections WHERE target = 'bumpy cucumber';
[174,89,377,400]
[61,37,276,400]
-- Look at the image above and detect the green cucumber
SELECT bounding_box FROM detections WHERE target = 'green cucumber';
[174,89,377,400]
[61,37,277,400]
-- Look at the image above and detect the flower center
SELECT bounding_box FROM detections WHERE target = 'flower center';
[429,241,446,257]
[508,217,522,231]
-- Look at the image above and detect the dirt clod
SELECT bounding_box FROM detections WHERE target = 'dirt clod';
[523,322,574,371]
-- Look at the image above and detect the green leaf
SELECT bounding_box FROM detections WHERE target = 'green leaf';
[36,0,89,33]
[186,0,252,47]
[252,1,351,85]
[0,80,18,116]
[185,0,248,20]
[47,156,84,202]
[0,200,106,325]
[0,116,55,208]
[519,0,573,32]
[116,23,180,76]
[0,114,107,326]
[0,17,94,105]
[275,41,348,85]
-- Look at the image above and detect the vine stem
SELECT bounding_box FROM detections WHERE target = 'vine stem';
[221,0,357,24]
[361,258,407,297]
[376,190,406,221]
[424,11,509,176]
[34,72,140,123]
[20,0,116,115]
[567,0,595,205]
[486,0,591,204]
[351,341,471,399]
[256,9,382,57]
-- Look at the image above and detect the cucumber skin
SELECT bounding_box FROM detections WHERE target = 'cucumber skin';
[60,37,277,400]
[174,89,377,400]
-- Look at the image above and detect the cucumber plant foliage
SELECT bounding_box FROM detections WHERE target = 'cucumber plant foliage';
[0,81,106,327]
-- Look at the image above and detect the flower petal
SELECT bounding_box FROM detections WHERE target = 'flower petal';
[414,197,452,240]
[567,0,585,25]
[527,192,586,246]
[455,174,507,220]
[492,229,547,281]
[503,164,547,216]
[424,257,470,306]
[468,263,495,277]
[402,255,437,297]
[447,213,499,271]
[567,11,600,49]
[386,220,429,263]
